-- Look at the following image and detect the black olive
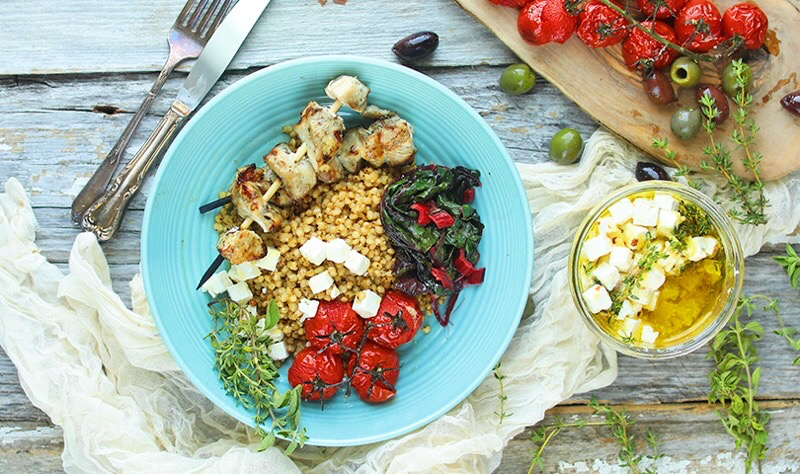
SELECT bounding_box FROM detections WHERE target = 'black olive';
[392,32,439,62]
[780,91,800,117]
[636,162,671,182]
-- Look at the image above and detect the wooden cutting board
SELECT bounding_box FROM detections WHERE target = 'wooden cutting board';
[453,0,800,181]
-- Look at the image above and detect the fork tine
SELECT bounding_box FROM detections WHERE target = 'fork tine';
[197,0,229,37]
[177,0,203,25]
[188,0,211,30]
[200,0,233,38]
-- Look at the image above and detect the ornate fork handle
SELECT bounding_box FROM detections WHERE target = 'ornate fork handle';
[70,55,183,224]
[83,100,191,241]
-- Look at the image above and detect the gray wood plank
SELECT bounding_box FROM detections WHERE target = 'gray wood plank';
[0,422,63,474]
[0,0,516,76]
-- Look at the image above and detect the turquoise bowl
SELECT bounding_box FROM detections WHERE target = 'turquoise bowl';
[142,55,533,446]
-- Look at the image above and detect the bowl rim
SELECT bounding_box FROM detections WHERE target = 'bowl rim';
[141,54,534,446]
[567,180,744,360]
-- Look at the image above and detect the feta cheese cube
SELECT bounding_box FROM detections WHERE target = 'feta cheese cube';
[308,270,334,294]
[298,298,320,322]
[227,282,253,303]
[255,247,281,272]
[597,217,618,237]
[609,246,633,272]
[622,223,649,250]
[265,326,284,342]
[687,236,719,262]
[246,305,258,316]
[632,198,659,227]
[653,193,679,211]
[200,272,233,297]
[300,237,328,266]
[630,285,653,306]
[657,209,681,235]
[267,341,289,361]
[644,290,660,311]
[326,238,352,264]
[619,317,640,338]
[618,299,642,320]
[594,262,621,291]
[228,261,262,282]
[642,267,666,291]
[353,290,382,318]
[657,253,685,275]
[329,285,341,299]
[608,198,634,225]
[640,324,659,344]
[344,250,370,276]
[583,235,613,261]
[582,284,612,314]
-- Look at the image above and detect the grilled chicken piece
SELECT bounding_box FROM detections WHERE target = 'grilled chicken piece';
[295,102,345,175]
[362,115,416,167]
[264,143,317,200]
[361,105,394,120]
[231,165,283,233]
[325,75,370,113]
[317,150,345,183]
[217,228,266,265]
[335,127,369,174]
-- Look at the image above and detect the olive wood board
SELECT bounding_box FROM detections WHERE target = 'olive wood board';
[453,0,800,181]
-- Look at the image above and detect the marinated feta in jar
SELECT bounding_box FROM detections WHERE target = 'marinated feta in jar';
[577,191,726,348]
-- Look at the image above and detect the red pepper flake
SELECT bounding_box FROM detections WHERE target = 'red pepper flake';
[462,188,475,203]
[410,203,431,226]
[428,208,455,229]
[430,267,454,290]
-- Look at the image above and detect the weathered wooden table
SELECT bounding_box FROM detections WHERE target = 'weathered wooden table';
[1,1,798,472]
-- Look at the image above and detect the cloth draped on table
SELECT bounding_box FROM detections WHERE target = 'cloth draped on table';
[1,130,799,473]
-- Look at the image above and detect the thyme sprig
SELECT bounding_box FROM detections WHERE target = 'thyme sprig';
[774,244,800,290]
[207,299,308,454]
[750,295,800,365]
[697,60,768,225]
[652,137,699,189]
[609,242,667,315]
[493,362,512,424]
[528,397,662,474]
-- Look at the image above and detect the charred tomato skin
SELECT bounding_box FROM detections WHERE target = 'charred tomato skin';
[577,0,628,48]
[518,0,553,45]
[367,290,424,349]
[622,21,679,71]
[722,3,768,50]
[347,342,400,403]
[543,0,579,44]
[674,0,724,53]
[288,348,345,401]
[636,0,688,19]
[304,300,364,355]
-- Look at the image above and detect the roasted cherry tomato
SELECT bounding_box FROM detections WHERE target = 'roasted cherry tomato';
[675,0,724,53]
[622,21,679,71]
[543,0,579,44]
[636,0,687,19]
[288,348,345,402]
[304,300,364,355]
[518,0,553,45]
[577,0,628,48]
[488,0,529,7]
[347,342,400,403]
[366,290,423,349]
[722,3,768,50]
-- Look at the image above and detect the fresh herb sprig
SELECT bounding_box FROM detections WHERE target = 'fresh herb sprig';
[528,397,662,474]
[493,362,512,424]
[609,243,667,315]
[750,295,800,365]
[207,299,308,454]
[707,297,770,473]
[652,137,699,189]
[774,244,800,290]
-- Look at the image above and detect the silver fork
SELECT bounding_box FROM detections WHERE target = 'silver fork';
[70,0,233,224]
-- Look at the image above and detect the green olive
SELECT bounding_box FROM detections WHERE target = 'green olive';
[721,62,753,98]
[549,128,584,164]
[671,106,702,140]
[670,57,701,88]
[499,63,536,96]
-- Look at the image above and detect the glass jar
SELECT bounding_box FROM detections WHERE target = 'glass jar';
[568,181,744,359]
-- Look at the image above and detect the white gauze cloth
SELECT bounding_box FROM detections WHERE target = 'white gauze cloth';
[1,130,799,473]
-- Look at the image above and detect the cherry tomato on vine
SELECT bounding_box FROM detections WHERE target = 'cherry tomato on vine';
[577,0,628,48]
[518,0,578,45]
[722,3,768,50]
[636,0,687,19]
[622,21,679,71]
[347,342,400,403]
[674,0,724,53]
[288,348,345,401]
[304,300,363,355]
[366,290,423,349]
[543,0,579,43]
[487,0,529,7]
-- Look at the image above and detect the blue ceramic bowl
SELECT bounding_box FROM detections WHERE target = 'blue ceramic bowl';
[142,55,533,446]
